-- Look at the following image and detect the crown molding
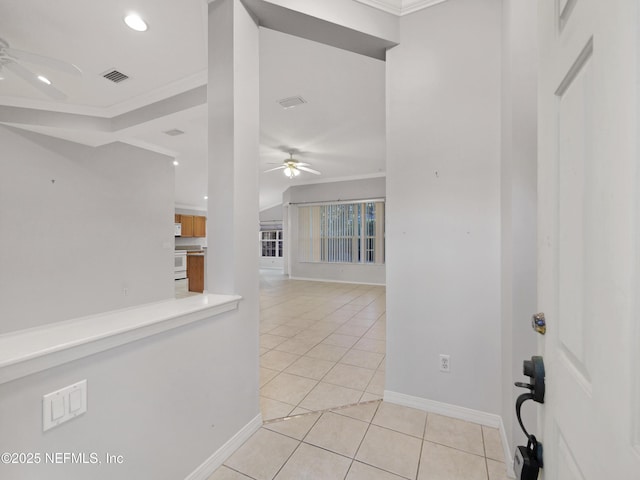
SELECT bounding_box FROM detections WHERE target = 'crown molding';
[353,0,449,16]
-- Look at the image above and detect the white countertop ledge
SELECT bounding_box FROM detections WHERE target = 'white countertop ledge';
[0,293,242,385]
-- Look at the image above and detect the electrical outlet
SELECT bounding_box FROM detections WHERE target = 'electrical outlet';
[439,354,450,373]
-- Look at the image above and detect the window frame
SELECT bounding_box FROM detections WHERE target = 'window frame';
[259,229,283,258]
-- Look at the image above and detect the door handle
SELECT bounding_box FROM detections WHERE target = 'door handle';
[514,356,545,475]
[515,356,545,403]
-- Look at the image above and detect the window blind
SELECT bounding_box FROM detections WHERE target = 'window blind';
[298,201,384,264]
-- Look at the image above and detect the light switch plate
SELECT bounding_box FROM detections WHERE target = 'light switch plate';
[43,379,87,431]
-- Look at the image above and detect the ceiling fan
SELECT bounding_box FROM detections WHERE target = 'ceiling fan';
[264,153,321,178]
[0,37,82,100]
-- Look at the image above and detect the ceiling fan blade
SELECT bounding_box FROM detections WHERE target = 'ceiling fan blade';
[297,166,321,175]
[264,165,287,173]
[4,61,67,100]
[4,47,82,76]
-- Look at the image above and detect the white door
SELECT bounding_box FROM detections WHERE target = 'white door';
[537,0,640,478]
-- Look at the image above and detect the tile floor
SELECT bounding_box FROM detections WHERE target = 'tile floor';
[208,400,510,480]
[258,271,386,420]
[175,278,199,299]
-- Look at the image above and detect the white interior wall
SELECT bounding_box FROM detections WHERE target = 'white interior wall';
[0,95,259,478]
[0,309,255,480]
[0,126,174,334]
[259,204,283,223]
[500,0,538,454]
[284,177,386,284]
[386,0,503,414]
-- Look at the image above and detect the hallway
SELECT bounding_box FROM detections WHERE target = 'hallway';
[259,271,386,420]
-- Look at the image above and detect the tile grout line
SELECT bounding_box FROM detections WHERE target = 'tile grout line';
[414,413,429,480]
[481,426,490,480]
[344,398,383,480]
[222,464,259,480]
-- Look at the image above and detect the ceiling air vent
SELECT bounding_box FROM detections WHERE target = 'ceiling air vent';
[277,96,307,109]
[101,69,130,83]
[163,129,185,137]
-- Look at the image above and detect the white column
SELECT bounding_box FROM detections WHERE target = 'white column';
[207,0,260,297]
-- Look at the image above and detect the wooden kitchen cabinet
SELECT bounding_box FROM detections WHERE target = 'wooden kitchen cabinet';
[176,214,206,238]
[175,214,181,223]
[187,254,204,293]
[193,215,206,237]
[180,215,194,237]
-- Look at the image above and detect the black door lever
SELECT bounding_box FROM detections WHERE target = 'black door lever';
[514,356,545,439]
[515,356,545,403]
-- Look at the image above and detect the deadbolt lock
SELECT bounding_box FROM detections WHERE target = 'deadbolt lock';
[531,313,546,335]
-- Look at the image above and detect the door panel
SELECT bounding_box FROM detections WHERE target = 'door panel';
[557,432,586,480]
[556,39,593,382]
[538,0,639,477]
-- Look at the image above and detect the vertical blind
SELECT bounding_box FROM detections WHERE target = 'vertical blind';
[298,201,385,264]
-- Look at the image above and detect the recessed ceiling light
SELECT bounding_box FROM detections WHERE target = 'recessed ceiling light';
[124,14,148,32]
[173,160,179,166]
[204,196,208,200]
[37,75,51,85]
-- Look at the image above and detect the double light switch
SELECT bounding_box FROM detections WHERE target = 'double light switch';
[43,379,87,431]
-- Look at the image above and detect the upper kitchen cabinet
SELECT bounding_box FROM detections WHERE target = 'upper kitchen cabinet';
[193,216,206,237]
[180,215,194,237]
[177,214,206,238]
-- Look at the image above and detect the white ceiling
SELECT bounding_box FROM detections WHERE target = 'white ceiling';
[0,0,386,211]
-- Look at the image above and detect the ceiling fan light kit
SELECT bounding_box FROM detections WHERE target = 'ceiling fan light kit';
[284,166,301,178]
[264,152,321,179]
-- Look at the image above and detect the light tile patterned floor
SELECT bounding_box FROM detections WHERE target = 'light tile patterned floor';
[259,271,386,420]
[208,400,510,480]
[175,278,199,299]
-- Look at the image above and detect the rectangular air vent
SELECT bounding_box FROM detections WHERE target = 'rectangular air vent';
[277,96,307,109]
[102,69,130,83]
[163,129,185,136]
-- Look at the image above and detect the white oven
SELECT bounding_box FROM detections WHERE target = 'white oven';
[174,251,187,280]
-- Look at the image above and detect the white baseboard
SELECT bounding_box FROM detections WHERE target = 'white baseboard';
[289,276,385,286]
[185,413,263,480]
[384,390,514,478]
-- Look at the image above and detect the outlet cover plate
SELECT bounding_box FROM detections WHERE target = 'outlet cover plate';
[439,354,451,373]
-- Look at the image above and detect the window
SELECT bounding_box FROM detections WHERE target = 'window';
[298,201,385,264]
[260,230,283,257]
